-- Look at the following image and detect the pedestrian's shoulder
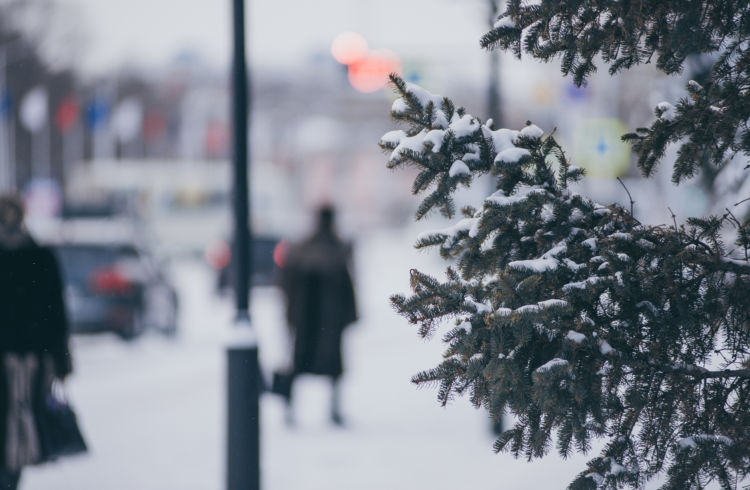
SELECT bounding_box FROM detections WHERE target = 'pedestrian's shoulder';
[29,243,60,267]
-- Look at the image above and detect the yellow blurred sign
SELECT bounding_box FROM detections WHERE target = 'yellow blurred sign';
[572,118,630,178]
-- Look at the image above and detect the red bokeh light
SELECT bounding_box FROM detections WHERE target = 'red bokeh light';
[331,31,368,65]
[347,50,402,93]
[273,240,287,268]
[205,239,231,270]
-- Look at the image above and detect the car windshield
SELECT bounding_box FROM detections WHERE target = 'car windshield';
[54,245,138,286]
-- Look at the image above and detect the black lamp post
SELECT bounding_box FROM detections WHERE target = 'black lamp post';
[226,0,260,488]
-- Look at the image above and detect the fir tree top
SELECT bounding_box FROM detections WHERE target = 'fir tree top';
[481,0,750,191]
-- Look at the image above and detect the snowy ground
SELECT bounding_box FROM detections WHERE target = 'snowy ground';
[21,228,676,490]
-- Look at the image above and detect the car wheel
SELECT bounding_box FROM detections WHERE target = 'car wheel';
[118,311,144,341]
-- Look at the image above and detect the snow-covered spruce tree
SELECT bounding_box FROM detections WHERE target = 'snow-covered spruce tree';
[380,72,750,489]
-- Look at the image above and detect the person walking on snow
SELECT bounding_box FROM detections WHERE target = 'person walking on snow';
[0,195,73,490]
[280,205,357,426]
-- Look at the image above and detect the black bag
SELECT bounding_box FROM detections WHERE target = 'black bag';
[36,384,88,462]
[270,371,294,401]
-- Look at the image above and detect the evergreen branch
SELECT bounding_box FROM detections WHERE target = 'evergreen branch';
[616,177,635,217]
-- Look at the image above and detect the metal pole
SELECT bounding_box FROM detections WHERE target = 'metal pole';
[487,0,503,127]
[232,0,250,311]
[226,0,259,489]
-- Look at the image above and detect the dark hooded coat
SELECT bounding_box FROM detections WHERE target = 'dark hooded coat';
[281,230,357,379]
[0,236,72,471]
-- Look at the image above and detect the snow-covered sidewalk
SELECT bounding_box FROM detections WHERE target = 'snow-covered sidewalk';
[23,229,593,490]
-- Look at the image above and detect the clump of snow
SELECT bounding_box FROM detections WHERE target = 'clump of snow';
[480,230,498,252]
[392,98,409,115]
[678,434,733,449]
[449,113,480,138]
[449,160,471,177]
[486,185,547,207]
[636,239,654,249]
[508,257,558,273]
[563,258,585,271]
[519,124,544,139]
[537,299,568,309]
[542,242,567,259]
[482,127,519,153]
[493,15,516,29]
[424,129,445,152]
[456,320,472,333]
[494,147,531,165]
[405,82,442,111]
[582,238,598,250]
[600,341,614,355]
[687,80,703,92]
[535,358,569,373]
[389,130,427,161]
[609,232,632,241]
[416,217,477,242]
[605,458,626,475]
[469,353,484,361]
[516,304,540,314]
[563,275,607,291]
[466,298,492,314]
[495,307,513,317]
[402,82,450,128]
[566,330,587,344]
[380,129,406,145]
[656,101,677,121]
[569,208,584,223]
[540,204,554,222]
[468,218,482,238]
[586,473,605,485]
[462,143,481,162]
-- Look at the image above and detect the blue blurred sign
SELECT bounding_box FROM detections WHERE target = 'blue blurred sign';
[0,90,11,120]
[565,82,590,102]
[86,97,110,131]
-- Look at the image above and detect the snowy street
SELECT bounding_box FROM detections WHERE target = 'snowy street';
[22,230,596,490]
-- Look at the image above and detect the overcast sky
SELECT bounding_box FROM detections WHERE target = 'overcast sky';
[55,0,490,77]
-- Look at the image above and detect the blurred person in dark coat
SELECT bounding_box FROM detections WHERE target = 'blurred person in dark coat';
[280,205,357,426]
[0,195,72,490]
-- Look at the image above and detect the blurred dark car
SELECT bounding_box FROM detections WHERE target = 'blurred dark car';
[52,239,179,340]
[211,235,284,293]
